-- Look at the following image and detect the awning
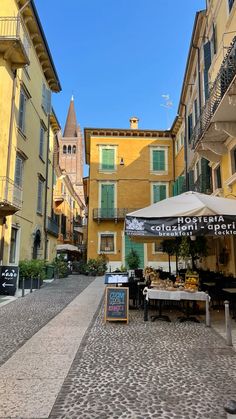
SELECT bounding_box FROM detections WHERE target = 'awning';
[56,244,80,252]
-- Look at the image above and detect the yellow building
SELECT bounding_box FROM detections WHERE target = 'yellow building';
[0,0,61,265]
[173,1,236,274]
[84,118,174,271]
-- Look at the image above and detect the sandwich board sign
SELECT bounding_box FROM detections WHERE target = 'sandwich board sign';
[105,287,129,324]
[0,266,18,295]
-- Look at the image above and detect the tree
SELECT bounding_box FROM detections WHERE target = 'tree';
[179,236,208,270]
[126,249,140,269]
[161,239,178,274]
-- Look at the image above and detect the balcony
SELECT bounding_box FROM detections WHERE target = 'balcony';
[53,189,65,203]
[93,208,138,221]
[46,217,59,237]
[0,177,22,216]
[191,36,236,159]
[0,17,30,68]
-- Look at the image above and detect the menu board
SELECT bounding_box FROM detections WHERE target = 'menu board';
[0,266,18,295]
[105,287,129,323]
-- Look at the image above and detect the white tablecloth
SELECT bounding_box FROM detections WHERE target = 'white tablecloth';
[144,288,209,302]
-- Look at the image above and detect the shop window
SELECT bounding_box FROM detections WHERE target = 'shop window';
[99,233,115,253]
[153,242,163,253]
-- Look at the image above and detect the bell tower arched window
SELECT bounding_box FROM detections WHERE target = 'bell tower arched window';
[72,145,76,154]
[68,145,71,154]
[63,145,67,154]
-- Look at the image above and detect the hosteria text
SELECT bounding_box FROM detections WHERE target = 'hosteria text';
[125,215,236,237]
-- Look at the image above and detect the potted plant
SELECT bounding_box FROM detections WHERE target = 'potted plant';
[19,260,46,288]
[126,249,140,270]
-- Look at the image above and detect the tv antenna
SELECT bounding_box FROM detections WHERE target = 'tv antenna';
[161,94,173,129]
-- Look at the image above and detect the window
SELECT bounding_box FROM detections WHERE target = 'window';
[37,178,44,214]
[99,233,115,253]
[195,161,200,180]
[100,147,115,171]
[68,145,71,154]
[231,147,236,173]
[18,88,27,133]
[39,125,45,159]
[9,227,18,264]
[175,139,179,154]
[229,0,235,12]
[188,113,193,143]
[153,241,163,253]
[42,82,51,114]
[194,99,198,126]
[204,41,212,100]
[72,145,76,154]
[14,155,24,187]
[63,145,67,154]
[215,165,222,189]
[151,148,167,172]
[180,131,184,147]
[152,184,167,203]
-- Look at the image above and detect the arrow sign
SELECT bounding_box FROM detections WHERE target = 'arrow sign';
[2,282,14,287]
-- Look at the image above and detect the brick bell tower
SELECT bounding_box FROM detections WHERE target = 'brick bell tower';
[59,96,85,204]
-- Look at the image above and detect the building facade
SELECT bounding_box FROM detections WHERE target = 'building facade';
[84,118,174,271]
[0,0,61,265]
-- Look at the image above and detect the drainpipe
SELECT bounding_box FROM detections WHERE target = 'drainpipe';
[43,113,50,260]
[181,103,189,191]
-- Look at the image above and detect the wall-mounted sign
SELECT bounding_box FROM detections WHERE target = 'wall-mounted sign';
[125,215,236,238]
[105,287,129,323]
[0,266,18,295]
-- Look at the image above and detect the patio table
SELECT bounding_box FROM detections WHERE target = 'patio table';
[143,288,210,326]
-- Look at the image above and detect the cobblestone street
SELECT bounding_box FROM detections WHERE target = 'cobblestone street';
[0,276,236,418]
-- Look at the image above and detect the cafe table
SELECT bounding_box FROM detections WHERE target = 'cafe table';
[143,288,210,326]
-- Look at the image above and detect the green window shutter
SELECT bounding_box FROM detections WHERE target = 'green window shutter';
[101,149,115,171]
[153,185,166,202]
[14,155,23,187]
[153,150,165,171]
[178,176,185,194]
[189,170,194,191]
[188,113,193,143]
[101,184,114,217]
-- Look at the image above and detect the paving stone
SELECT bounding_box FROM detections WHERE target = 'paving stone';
[49,305,236,419]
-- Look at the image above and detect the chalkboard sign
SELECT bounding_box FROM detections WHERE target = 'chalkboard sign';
[105,287,129,323]
[0,266,18,295]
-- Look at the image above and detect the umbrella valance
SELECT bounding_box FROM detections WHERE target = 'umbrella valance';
[125,192,236,238]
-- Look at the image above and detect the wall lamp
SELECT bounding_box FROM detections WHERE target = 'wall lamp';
[119,157,124,166]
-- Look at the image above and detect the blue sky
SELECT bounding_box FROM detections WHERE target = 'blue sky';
[35,0,205,132]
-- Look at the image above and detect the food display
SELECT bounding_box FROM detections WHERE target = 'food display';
[184,273,199,292]
[174,276,185,290]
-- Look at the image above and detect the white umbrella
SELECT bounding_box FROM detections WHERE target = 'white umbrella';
[125,191,236,239]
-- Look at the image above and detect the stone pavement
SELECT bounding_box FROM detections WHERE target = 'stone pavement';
[0,277,236,418]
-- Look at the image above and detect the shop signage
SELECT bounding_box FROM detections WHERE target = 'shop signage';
[104,273,129,284]
[0,266,18,295]
[105,287,129,323]
[125,215,236,238]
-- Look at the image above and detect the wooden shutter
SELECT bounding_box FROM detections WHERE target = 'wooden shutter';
[39,126,44,158]
[188,114,193,143]
[102,149,115,170]
[19,90,26,132]
[189,170,194,191]
[204,41,211,100]
[101,184,114,217]
[37,179,43,213]
[153,150,165,171]
[14,155,23,187]
[153,184,166,202]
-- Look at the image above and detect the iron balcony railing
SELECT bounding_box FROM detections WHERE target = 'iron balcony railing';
[0,176,23,211]
[0,17,30,62]
[46,217,59,237]
[191,36,236,148]
[93,208,138,220]
[193,174,213,194]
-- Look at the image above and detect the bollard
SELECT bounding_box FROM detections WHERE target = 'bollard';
[224,300,233,346]
[22,277,25,297]
[30,277,33,293]
[37,275,40,290]
[224,400,236,418]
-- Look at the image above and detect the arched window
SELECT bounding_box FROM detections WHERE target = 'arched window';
[68,145,72,154]
[63,145,67,154]
[72,145,76,154]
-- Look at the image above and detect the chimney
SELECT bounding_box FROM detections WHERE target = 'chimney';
[129,116,139,130]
